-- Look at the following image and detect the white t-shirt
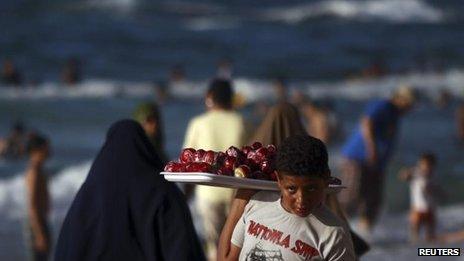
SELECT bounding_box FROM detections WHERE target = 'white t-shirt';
[183,110,245,203]
[231,192,356,261]
[410,169,435,212]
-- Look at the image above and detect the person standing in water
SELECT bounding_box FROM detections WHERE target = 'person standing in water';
[183,79,246,260]
[25,133,51,261]
[339,86,417,234]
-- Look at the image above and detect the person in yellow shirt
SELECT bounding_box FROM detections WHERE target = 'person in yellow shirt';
[183,79,246,260]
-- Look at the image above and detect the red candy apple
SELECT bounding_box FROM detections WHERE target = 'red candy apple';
[194,149,206,162]
[260,160,273,174]
[164,161,185,172]
[203,150,216,165]
[251,141,262,150]
[226,146,243,158]
[217,166,233,176]
[234,165,251,178]
[241,145,252,156]
[223,156,237,171]
[180,148,196,163]
[266,144,277,155]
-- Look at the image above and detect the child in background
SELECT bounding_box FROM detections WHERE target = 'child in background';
[399,153,440,243]
[218,135,355,261]
[25,133,51,261]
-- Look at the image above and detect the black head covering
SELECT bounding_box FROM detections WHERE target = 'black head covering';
[55,120,205,261]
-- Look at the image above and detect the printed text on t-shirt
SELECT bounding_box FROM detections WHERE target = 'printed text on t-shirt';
[247,220,320,259]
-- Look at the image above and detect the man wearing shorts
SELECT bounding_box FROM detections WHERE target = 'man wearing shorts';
[339,86,416,233]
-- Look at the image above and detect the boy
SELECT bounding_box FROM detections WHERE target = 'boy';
[399,153,440,242]
[25,133,51,261]
[218,135,355,261]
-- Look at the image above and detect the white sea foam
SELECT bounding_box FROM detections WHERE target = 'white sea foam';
[0,161,90,221]
[305,69,464,100]
[184,17,239,31]
[1,69,463,102]
[261,0,444,24]
[82,0,139,11]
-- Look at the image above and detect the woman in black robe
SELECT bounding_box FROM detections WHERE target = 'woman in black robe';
[55,120,205,261]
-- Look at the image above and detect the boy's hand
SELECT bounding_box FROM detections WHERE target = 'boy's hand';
[235,189,258,201]
[34,234,49,253]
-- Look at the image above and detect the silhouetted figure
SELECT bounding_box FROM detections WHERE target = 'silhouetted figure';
[362,60,387,78]
[55,120,205,261]
[0,121,27,159]
[272,77,288,103]
[133,102,169,164]
[339,86,417,234]
[61,57,81,85]
[183,79,246,260]
[216,58,233,80]
[456,102,464,144]
[154,80,169,104]
[2,59,22,86]
[169,64,186,84]
[399,153,442,243]
[24,133,51,261]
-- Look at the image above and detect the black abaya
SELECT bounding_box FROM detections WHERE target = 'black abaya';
[55,120,205,261]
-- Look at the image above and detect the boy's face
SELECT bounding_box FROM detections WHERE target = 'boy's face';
[277,172,328,217]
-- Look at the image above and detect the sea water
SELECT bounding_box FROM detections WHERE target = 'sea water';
[1,0,464,259]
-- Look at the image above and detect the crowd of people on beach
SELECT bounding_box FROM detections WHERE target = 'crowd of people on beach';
[1,58,464,261]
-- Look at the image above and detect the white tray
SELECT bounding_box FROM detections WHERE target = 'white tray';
[161,172,345,193]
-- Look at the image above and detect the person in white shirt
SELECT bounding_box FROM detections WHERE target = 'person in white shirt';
[218,135,355,261]
[184,79,246,260]
[399,153,439,242]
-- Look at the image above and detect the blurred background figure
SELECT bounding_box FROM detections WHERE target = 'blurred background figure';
[55,120,205,261]
[292,91,340,145]
[361,59,387,79]
[435,89,451,109]
[0,121,27,159]
[251,77,289,124]
[169,64,186,85]
[338,86,417,234]
[153,80,169,104]
[61,57,81,86]
[183,79,245,260]
[2,59,22,86]
[24,133,51,261]
[456,102,464,144]
[272,77,288,103]
[133,102,168,164]
[216,58,233,80]
[250,102,305,147]
[399,153,442,243]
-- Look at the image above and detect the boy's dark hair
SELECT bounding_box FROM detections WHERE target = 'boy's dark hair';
[26,133,48,154]
[276,135,330,179]
[420,152,436,166]
[207,79,233,109]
